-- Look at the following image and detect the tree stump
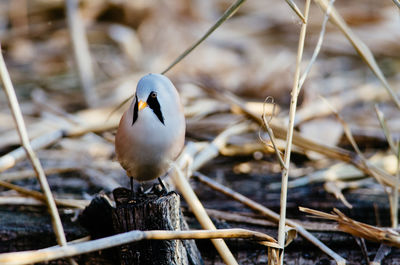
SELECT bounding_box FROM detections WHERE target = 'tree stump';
[80,186,203,265]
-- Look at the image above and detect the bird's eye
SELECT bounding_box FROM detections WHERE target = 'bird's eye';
[150,92,157,98]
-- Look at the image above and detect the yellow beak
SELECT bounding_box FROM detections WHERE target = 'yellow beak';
[138,100,148,111]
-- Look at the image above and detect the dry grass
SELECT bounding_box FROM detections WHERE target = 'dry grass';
[0,0,399,264]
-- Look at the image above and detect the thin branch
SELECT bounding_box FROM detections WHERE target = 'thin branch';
[161,0,246,74]
[0,44,68,247]
[278,0,311,254]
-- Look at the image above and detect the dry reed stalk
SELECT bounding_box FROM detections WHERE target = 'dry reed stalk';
[0,120,118,173]
[261,97,285,169]
[0,166,80,182]
[323,181,352,209]
[0,44,68,247]
[161,0,247,74]
[65,0,97,107]
[220,142,273,156]
[170,163,239,265]
[300,207,400,248]
[278,0,311,257]
[272,163,362,189]
[0,196,89,209]
[298,0,335,91]
[202,82,400,193]
[0,228,278,265]
[284,0,306,23]
[374,104,399,228]
[200,82,354,162]
[396,144,400,228]
[66,120,118,137]
[323,98,400,193]
[371,244,392,265]
[203,208,277,227]
[374,105,397,156]
[191,121,250,171]
[194,173,346,265]
[0,129,64,173]
[276,153,397,189]
[295,84,389,125]
[31,90,83,126]
[202,208,338,232]
[0,180,88,209]
[313,0,400,109]
[109,0,249,121]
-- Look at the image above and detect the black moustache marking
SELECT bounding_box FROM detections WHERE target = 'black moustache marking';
[131,95,138,126]
[147,92,165,125]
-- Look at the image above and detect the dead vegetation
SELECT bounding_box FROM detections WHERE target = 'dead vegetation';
[0,0,399,264]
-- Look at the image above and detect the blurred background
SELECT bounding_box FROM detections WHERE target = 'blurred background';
[0,0,399,264]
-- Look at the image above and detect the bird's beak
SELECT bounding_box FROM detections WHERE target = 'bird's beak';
[138,100,148,111]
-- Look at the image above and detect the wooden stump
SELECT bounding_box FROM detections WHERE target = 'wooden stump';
[80,186,203,265]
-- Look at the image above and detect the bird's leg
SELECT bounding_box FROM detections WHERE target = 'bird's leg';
[129,176,136,199]
[130,177,134,193]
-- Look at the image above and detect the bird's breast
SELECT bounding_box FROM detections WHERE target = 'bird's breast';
[115,108,185,181]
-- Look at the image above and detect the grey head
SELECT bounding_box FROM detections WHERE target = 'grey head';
[132,73,181,126]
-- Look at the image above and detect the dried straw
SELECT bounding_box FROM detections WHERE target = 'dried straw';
[65,0,97,107]
[0,229,278,265]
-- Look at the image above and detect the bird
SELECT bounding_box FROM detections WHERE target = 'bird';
[115,73,185,192]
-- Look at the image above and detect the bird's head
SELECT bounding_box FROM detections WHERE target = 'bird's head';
[131,73,181,126]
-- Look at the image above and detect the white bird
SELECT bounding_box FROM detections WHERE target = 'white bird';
[115,73,185,191]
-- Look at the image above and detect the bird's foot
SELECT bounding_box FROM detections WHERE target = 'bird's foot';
[137,185,145,195]
[152,177,168,196]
